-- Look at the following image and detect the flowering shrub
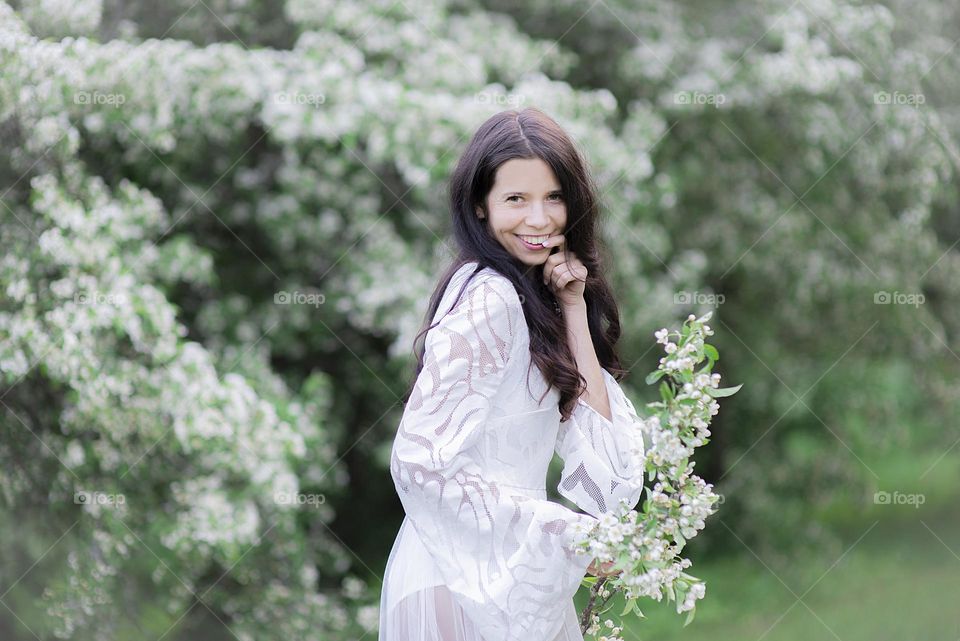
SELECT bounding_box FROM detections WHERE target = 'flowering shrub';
[3,0,960,638]
[574,312,741,638]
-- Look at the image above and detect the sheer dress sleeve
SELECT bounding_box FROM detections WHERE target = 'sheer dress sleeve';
[389,269,596,641]
[555,368,648,518]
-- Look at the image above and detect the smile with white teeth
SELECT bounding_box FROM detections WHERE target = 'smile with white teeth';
[515,234,550,245]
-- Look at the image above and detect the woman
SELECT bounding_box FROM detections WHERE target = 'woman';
[379,107,648,641]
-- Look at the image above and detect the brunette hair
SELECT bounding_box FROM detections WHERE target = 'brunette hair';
[409,106,625,421]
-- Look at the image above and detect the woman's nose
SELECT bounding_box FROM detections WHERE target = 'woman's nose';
[526,200,548,225]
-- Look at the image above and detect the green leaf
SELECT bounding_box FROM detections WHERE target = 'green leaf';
[703,344,719,362]
[674,584,688,608]
[684,606,697,626]
[598,600,618,615]
[660,381,674,403]
[706,383,742,398]
[620,597,637,616]
[645,369,666,385]
[674,531,686,549]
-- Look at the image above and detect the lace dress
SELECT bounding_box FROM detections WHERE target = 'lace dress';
[379,261,648,641]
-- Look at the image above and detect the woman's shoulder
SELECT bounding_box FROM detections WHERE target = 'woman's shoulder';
[450,261,517,296]
[429,262,528,362]
[439,261,523,320]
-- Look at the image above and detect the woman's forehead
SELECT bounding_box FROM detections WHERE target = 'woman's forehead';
[491,158,561,192]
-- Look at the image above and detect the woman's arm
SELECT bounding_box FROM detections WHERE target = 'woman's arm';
[562,299,612,421]
[542,243,645,517]
[554,291,646,518]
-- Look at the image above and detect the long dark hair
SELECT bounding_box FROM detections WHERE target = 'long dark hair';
[408,106,625,422]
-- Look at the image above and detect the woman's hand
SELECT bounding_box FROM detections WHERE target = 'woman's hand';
[586,558,621,578]
[542,235,587,309]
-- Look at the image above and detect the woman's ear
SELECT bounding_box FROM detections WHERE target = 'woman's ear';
[475,205,485,220]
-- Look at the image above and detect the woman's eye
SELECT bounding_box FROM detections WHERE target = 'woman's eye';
[505,194,561,203]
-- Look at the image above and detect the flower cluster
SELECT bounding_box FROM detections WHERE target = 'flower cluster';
[574,312,741,637]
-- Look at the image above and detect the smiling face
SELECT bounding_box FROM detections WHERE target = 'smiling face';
[477,157,567,266]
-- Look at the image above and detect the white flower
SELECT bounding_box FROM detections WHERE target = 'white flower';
[581,314,737,633]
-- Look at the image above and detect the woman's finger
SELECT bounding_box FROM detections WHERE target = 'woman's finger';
[542,259,555,286]
[544,253,566,285]
[555,265,574,290]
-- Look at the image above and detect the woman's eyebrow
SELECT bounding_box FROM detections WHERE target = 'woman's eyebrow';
[501,189,563,196]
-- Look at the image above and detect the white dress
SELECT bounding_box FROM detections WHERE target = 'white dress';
[379,261,648,641]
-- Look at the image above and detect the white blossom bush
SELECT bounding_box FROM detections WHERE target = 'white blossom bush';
[3,0,960,638]
[0,7,353,638]
[0,162,357,638]
[573,312,739,638]
[15,0,102,39]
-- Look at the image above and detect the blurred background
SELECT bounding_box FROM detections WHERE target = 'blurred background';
[1,0,959,639]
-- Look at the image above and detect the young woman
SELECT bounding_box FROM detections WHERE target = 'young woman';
[379,107,648,641]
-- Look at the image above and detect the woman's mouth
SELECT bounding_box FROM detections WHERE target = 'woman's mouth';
[515,234,550,250]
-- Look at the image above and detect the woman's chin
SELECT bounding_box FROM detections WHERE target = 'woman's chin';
[511,252,548,266]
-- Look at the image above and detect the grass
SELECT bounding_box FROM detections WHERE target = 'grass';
[623,512,959,641]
